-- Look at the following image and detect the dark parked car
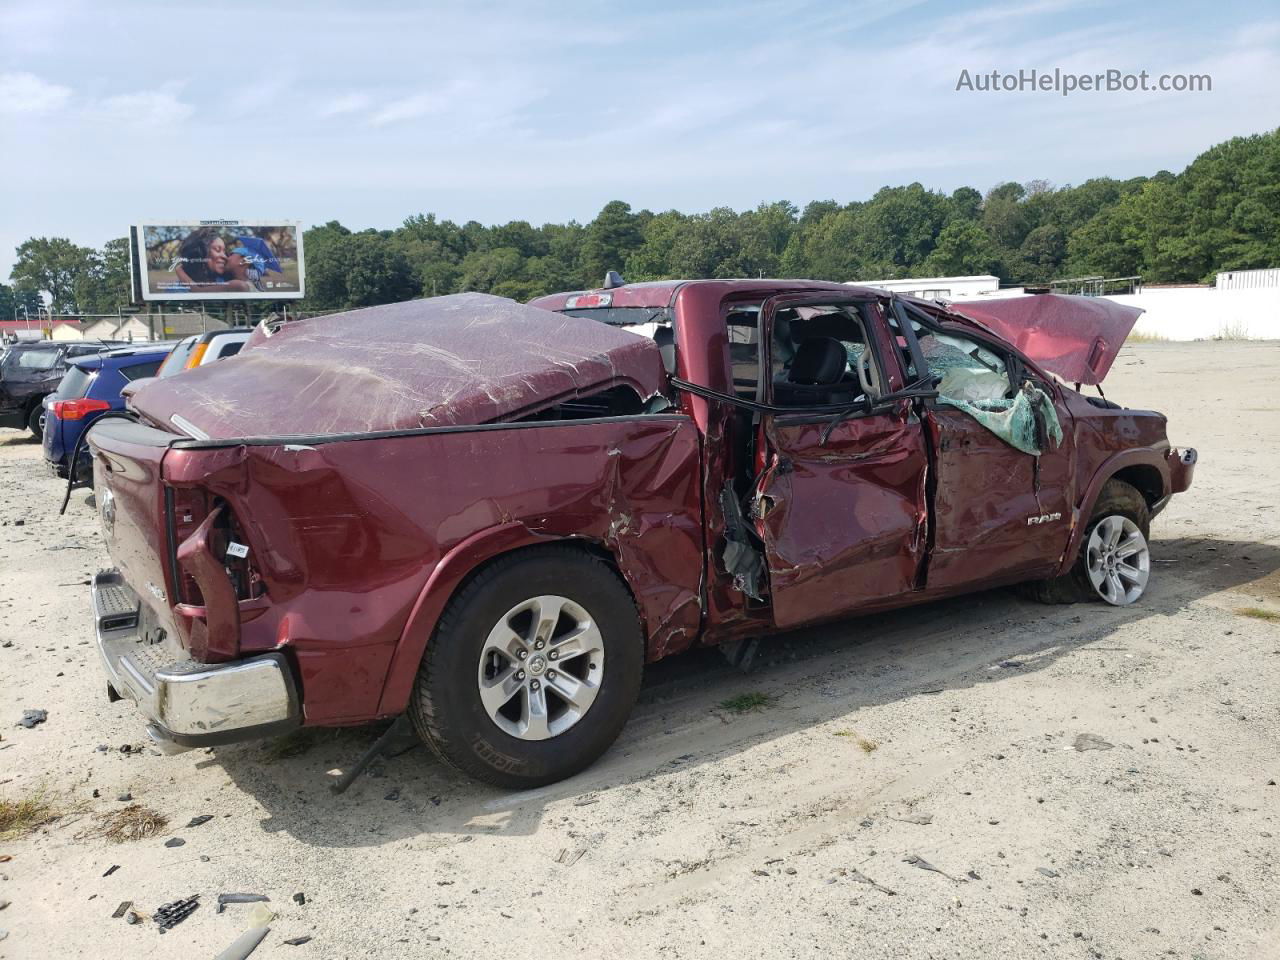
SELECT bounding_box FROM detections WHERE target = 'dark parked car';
[83,283,1193,788]
[43,343,175,480]
[1,340,121,440]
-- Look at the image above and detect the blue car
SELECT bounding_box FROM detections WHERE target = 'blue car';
[43,343,174,480]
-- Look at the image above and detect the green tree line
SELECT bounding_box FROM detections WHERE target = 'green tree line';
[7,129,1278,316]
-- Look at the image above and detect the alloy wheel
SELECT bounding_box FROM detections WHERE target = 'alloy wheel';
[1085,515,1150,605]
[476,594,605,740]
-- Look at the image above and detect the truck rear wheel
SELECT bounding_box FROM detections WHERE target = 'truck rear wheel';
[1025,479,1151,605]
[408,546,644,788]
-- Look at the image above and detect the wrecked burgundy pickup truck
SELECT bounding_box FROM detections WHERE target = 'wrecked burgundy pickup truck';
[85,283,1195,787]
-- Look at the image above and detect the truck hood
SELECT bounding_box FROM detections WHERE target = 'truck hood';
[949,294,1142,385]
[128,292,667,440]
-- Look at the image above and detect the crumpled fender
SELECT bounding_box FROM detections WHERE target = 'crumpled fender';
[1054,446,1172,576]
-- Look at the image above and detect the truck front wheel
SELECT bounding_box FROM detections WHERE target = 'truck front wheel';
[408,547,644,788]
[1025,479,1152,605]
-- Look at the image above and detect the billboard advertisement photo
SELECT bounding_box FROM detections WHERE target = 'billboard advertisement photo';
[134,221,305,301]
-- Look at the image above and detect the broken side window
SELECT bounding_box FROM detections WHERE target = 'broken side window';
[917,328,1063,455]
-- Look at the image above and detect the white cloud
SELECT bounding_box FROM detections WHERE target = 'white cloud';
[319,92,371,118]
[0,72,72,115]
[370,87,458,126]
[97,88,193,126]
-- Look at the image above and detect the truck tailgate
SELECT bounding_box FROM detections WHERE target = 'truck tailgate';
[87,418,179,638]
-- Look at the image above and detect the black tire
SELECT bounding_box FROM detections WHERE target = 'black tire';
[1023,479,1151,604]
[27,404,43,441]
[408,546,644,788]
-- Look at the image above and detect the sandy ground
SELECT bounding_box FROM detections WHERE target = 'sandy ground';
[1,340,1278,959]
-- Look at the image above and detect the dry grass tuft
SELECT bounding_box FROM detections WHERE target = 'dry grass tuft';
[1237,606,1280,623]
[0,790,63,839]
[834,730,879,753]
[1127,331,1169,343]
[79,804,169,844]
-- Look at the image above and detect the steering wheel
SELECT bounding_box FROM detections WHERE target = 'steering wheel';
[857,348,880,397]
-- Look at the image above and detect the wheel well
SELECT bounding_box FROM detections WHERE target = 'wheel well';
[448,537,638,621]
[1109,464,1164,507]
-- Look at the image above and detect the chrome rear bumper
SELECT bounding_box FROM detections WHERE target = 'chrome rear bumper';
[92,569,300,751]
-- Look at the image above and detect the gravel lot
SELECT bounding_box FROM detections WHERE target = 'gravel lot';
[1,340,1278,959]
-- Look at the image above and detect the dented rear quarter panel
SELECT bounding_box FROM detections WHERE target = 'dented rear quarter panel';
[171,415,704,724]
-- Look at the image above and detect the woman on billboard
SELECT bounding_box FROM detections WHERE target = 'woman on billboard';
[172,228,253,292]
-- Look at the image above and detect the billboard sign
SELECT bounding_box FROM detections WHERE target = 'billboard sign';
[133,221,305,301]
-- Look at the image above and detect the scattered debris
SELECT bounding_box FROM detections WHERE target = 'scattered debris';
[904,855,965,882]
[555,848,586,866]
[848,869,896,896]
[17,710,47,729]
[1036,867,1060,878]
[1073,734,1114,752]
[283,935,313,946]
[246,902,276,926]
[103,864,120,877]
[79,804,168,844]
[111,901,133,919]
[125,910,141,925]
[116,793,132,802]
[384,788,400,801]
[573,796,599,807]
[292,892,306,905]
[164,837,186,848]
[218,893,271,914]
[186,815,213,828]
[892,813,934,825]
[154,894,200,930]
[213,924,271,960]
[966,869,982,881]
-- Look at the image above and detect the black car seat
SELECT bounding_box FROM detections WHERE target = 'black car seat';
[775,336,851,404]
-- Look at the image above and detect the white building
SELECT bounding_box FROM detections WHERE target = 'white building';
[846,274,1005,300]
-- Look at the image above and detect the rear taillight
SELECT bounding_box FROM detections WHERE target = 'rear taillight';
[51,398,110,420]
[167,488,262,605]
[185,342,209,369]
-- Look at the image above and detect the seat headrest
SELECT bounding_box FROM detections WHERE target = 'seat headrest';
[788,337,847,385]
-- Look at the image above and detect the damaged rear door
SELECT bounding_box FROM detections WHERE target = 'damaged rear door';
[749,296,930,629]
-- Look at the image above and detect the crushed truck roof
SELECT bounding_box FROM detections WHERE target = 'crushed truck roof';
[128,292,667,440]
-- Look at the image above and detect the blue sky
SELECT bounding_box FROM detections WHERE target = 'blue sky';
[2,0,1278,279]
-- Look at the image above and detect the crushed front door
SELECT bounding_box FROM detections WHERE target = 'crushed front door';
[749,296,930,629]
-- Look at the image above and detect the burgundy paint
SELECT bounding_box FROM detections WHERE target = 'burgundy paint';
[172,416,703,722]
[173,504,241,662]
[754,404,930,627]
[950,294,1142,386]
[87,282,1194,736]
[130,293,669,440]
